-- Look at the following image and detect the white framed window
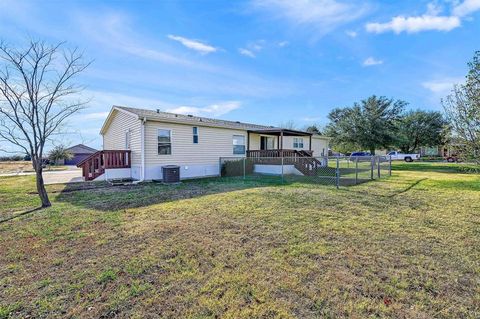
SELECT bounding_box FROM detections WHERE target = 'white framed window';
[233,135,245,155]
[125,130,131,150]
[158,129,172,155]
[193,126,199,144]
[293,137,304,149]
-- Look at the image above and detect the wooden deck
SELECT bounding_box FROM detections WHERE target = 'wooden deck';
[77,150,131,181]
[246,149,322,176]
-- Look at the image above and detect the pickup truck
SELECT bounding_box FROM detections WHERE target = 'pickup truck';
[387,151,420,162]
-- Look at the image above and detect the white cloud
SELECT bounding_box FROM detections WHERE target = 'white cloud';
[345,30,357,37]
[239,48,256,58]
[422,77,464,94]
[239,40,266,58]
[366,15,460,34]
[363,57,383,66]
[166,101,241,117]
[453,0,480,17]
[167,35,217,54]
[277,41,289,47]
[366,0,480,34]
[252,0,369,36]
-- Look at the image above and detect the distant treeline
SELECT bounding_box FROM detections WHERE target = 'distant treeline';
[0,155,29,162]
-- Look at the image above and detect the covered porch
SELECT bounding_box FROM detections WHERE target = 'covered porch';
[246,128,313,158]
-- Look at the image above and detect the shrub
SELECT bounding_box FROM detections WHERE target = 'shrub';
[221,159,254,177]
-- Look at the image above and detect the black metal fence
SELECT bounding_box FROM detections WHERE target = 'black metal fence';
[219,156,392,187]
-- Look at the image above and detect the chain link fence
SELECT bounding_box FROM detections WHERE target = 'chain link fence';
[219,155,391,187]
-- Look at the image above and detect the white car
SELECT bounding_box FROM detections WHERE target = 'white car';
[387,151,420,162]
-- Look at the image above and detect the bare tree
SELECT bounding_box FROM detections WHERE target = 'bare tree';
[0,40,90,207]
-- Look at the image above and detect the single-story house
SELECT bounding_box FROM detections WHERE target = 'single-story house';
[61,144,97,165]
[77,106,330,181]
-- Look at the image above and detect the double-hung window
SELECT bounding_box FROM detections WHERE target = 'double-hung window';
[158,129,172,155]
[233,135,245,155]
[293,137,304,149]
[193,127,199,144]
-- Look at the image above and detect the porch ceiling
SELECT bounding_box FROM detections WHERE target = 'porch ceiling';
[247,128,312,136]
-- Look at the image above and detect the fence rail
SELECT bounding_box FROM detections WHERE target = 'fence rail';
[219,155,391,187]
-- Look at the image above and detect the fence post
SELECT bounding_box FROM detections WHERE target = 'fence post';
[389,155,392,176]
[219,157,222,178]
[281,156,284,184]
[370,156,374,180]
[335,156,340,189]
[377,156,381,179]
[243,157,246,180]
[355,156,358,185]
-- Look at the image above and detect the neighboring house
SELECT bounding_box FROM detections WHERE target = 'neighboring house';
[61,144,97,165]
[78,106,330,181]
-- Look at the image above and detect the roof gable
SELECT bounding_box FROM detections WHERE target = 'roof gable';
[100,106,139,135]
[66,144,97,154]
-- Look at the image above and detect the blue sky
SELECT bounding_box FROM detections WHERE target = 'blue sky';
[1,0,479,151]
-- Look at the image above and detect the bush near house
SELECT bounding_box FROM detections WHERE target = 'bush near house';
[221,158,254,177]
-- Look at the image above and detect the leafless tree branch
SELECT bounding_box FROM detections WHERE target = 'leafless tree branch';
[0,39,90,207]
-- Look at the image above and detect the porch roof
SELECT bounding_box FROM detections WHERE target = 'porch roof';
[247,128,312,136]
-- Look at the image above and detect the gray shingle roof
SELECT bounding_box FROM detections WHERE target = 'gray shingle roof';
[115,105,276,131]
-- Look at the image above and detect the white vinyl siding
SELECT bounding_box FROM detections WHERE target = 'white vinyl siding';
[311,136,329,157]
[144,121,247,165]
[102,110,141,165]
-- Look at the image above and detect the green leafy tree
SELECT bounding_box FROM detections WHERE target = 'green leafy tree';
[325,96,406,154]
[395,110,449,153]
[48,145,73,165]
[442,51,480,163]
[304,124,322,134]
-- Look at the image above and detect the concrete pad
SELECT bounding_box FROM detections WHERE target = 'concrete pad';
[43,169,83,184]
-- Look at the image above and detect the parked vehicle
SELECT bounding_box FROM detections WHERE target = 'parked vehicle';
[349,151,371,161]
[387,151,420,162]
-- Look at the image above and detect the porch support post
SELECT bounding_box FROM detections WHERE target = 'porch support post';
[309,135,312,151]
[280,131,283,149]
[247,131,250,152]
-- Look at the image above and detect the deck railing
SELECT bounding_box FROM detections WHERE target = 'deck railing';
[246,149,321,176]
[77,150,131,181]
[246,149,313,158]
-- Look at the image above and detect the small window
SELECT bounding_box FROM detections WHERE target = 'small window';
[125,130,131,150]
[158,129,172,155]
[233,135,245,155]
[293,137,304,149]
[193,127,199,144]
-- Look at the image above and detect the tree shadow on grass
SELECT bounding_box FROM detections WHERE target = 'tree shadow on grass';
[54,177,285,212]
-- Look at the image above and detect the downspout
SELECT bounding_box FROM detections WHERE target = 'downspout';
[133,117,146,184]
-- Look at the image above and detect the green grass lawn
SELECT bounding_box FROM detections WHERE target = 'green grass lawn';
[0,163,479,318]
